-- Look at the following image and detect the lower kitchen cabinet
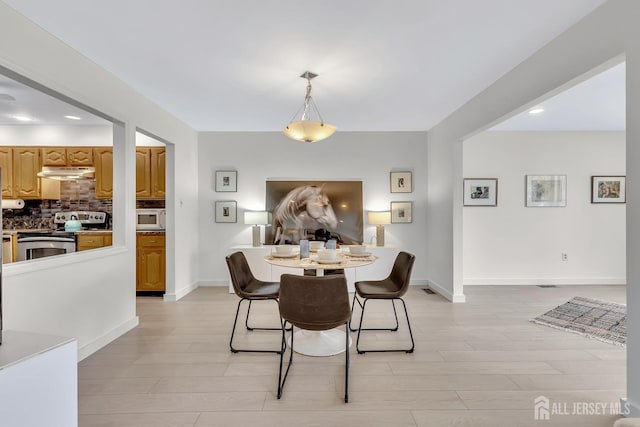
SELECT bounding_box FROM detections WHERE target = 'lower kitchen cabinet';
[76,233,112,251]
[136,233,166,292]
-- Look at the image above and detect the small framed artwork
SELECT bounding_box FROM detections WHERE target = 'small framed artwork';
[215,200,237,223]
[391,201,413,223]
[526,175,567,207]
[592,176,626,203]
[215,170,237,192]
[390,171,412,193]
[463,178,498,206]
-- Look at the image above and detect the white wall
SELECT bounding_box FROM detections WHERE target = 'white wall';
[427,0,640,417]
[197,131,428,287]
[463,131,625,285]
[0,3,199,359]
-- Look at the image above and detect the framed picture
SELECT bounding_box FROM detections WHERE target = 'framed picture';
[526,175,567,207]
[215,200,237,223]
[592,176,626,203]
[215,170,237,192]
[390,171,412,193]
[391,201,413,223]
[463,178,498,206]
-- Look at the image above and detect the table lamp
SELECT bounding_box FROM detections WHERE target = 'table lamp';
[368,211,391,247]
[244,211,271,247]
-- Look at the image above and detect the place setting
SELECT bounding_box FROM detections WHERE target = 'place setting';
[268,245,300,259]
[342,245,374,260]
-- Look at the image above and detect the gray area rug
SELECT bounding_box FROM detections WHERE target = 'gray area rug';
[531,296,626,346]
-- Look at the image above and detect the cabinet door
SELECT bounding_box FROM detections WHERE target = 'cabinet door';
[41,147,67,166]
[76,234,104,251]
[151,147,166,199]
[136,235,166,291]
[136,148,152,198]
[13,148,40,198]
[0,147,13,198]
[68,147,93,166]
[94,147,113,198]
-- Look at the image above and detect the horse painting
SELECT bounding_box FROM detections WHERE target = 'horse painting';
[272,185,338,244]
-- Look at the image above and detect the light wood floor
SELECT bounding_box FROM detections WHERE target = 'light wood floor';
[78,285,627,427]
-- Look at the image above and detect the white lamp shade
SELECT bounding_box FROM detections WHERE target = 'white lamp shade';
[244,211,271,225]
[368,211,391,225]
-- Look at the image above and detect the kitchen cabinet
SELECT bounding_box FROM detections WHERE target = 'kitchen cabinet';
[0,147,13,198]
[151,147,166,198]
[13,147,40,198]
[41,147,93,166]
[2,235,13,264]
[0,147,59,199]
[94,147,113,198]
[136,233,165,292]
[136,147,165,199]
[76,233,112,251]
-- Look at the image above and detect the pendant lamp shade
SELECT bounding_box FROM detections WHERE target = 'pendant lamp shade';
[283,71,336,143]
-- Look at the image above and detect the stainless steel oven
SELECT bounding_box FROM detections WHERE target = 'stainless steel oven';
[17,234,76,261]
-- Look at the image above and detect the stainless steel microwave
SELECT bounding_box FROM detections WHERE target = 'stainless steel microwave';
[136,209,166,230]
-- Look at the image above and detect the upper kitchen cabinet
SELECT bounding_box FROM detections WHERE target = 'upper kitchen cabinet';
[94,147,113,199]
[0,147,13,198]
[13,147,40,198]
[42,147,93,166]
[136,147,165,199]
[151,147,165,199]
[0,147,60,199]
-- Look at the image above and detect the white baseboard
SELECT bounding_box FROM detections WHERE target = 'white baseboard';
[164,281,199,301]
[427,279,466,303]
[463,277,626,286]
[78,316,139,361]
[197,280,230,287]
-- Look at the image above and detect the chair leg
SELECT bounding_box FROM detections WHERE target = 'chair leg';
[277,322,294,399]
[245,300,254,330]
[245,299,284,332]
[355,297,414,354]
[398,298,415,353]
[348,293,363,332]
[350,294,399,332]
[344,322,349,403]
[230,297,282,354]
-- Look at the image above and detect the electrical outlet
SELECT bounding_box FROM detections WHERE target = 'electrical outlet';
[562,252,568,261]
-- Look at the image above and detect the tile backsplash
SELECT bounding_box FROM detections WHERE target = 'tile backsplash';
[3,180,112,230]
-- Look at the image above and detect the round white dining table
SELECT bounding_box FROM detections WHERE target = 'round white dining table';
[264,249,377,357]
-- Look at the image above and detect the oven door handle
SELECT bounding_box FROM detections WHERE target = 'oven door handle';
[17,236,75,243]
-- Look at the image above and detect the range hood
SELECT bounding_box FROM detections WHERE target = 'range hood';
[37,166,95,181]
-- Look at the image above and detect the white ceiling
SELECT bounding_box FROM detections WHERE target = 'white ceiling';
[0,73,111,125]
[1,0,623,132]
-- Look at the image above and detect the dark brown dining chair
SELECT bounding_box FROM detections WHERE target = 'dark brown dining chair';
[349,251,416,353]
[277,274,352,403]
[226,251,282,354]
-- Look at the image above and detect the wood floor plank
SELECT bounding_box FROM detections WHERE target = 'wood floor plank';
[77,285,627,427]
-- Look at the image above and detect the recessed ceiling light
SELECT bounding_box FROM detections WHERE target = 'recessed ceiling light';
[64,115,81,120]
[12,115,33,122]
[528,108,545,115]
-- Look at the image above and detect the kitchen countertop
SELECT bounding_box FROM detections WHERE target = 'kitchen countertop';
[2,229,113,235]
[2,229,54,235]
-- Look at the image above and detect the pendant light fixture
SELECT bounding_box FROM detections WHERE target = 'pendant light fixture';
[283,71,336,143]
